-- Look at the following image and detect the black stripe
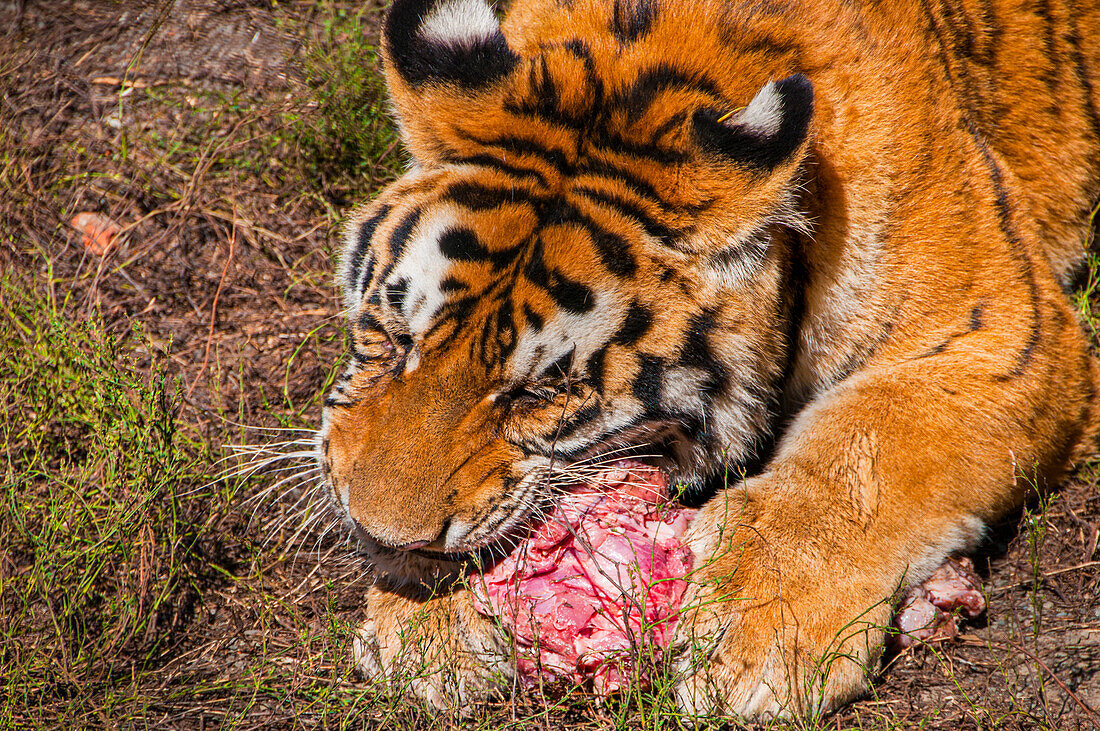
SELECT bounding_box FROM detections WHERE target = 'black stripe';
[650,110,688,145]
[389,208,421,260]
[915,340,950,359]
[555,402,603,440]
[632,354,664,410]
[357,255,376,299]
[1034,0,1059,94]
[679,311,729,398]
[502,54,590,132]
[574,186,680,247]
[964,120,1042,379]
[497,304,517,360]
[548,272,594,314]
[439,276,466,292]
[523,237,596,314]
[613,300,652,346]
[575,157,675,211]
[969,303,984,331]
[1064,3,1100,143]
[421,295,479,346]
[443,153,550,188]
[591,128,690,165]
[585,345,608,393]
[547,201,637,277]
[439,226,518,269]
[613,63,726,120]
[443,181,540,212]
[918,0,1041,381]
[350,205,392,291]
[561,38,606,109]
[453,130,575,178]
[539,351,574,381]
[833,320,895,384]
[385,278,409,312]
[357,311,384,333]
[611,0,658,44]
[522,303,544,332]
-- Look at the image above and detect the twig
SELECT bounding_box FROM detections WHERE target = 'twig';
[185,222,236,400]
[992,640,1100,728]
[992,561,1100,594]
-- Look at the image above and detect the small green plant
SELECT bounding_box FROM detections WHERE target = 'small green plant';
[0,276,213,726]
[288,5,403,195]
[1071,252,1100,341]
[1071,201,1100,339]
[1018,471,1053,641]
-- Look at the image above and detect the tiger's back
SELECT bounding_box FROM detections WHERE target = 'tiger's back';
[916,0,1100,281]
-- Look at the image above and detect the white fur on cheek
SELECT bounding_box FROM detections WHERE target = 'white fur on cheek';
[419,0,499,46]
[506,297,620,383]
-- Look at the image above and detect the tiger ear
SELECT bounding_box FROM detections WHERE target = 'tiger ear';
[382,0,518,158]
[692,74,814,172]
[383,0,517,89]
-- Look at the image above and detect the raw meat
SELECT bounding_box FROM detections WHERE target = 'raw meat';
[469,461,696,694]
[892,556,986,649]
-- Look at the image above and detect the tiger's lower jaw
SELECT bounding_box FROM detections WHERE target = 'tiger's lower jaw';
[353,539,467,590]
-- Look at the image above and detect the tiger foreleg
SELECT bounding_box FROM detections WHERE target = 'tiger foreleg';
[673,345,1095,720]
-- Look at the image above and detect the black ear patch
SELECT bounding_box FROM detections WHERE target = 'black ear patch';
[384,0,519,89]
[692,74,814,171]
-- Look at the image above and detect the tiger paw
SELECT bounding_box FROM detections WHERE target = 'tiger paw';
[353,583,513,712]
[673,572,888,721]
[672,589,885,721]
[671,490,889,721]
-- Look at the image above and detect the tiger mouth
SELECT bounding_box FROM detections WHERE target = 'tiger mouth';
[350,516,521,566]
[403,455,680,565]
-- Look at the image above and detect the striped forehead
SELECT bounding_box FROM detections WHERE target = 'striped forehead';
[343,180,635,379]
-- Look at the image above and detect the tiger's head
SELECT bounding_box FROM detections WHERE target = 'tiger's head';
[320,0,814,586]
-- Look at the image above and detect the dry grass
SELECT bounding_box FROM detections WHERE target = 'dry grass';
[1,1,1097,729]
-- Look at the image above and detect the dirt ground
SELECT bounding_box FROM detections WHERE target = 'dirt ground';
[2,1,1098,729]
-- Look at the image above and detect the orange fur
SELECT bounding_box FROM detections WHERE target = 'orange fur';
[321,0,1100,719]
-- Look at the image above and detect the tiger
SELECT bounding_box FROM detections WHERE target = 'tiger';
[318,0,1100,720]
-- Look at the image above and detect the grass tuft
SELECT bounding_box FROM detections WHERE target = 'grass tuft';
[287,5,403,197]
[0,278,215,726]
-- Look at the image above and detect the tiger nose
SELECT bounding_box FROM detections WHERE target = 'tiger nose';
[349,515,439,552]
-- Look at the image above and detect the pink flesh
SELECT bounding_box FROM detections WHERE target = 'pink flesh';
[892,556,986,649]
[470,461,696,694]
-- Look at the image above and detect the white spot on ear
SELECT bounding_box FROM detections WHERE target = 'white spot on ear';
[736,80,784,137]
[419,0,500,46]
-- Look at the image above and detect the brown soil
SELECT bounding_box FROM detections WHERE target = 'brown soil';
[2,1,1098,729]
